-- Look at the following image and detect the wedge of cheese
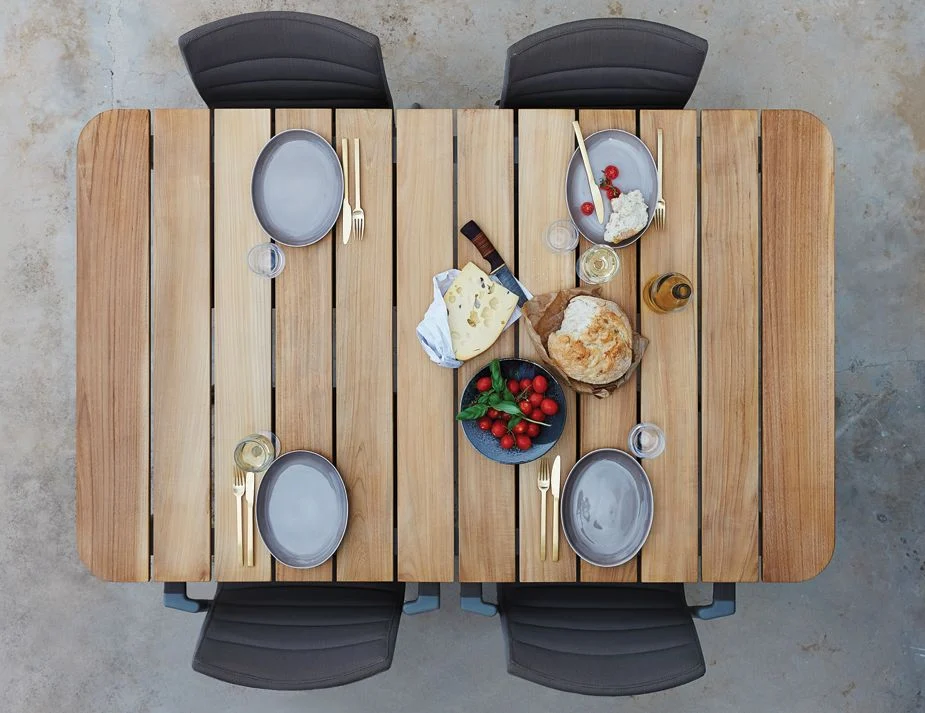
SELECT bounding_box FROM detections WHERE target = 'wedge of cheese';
[443,262,519,361]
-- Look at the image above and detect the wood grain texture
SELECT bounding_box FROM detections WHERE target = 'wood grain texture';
[576,109,640,583]
[213,110,272,581]
[395,110,455,581]
[517,110,578,582]
[76,109,151,582]
[457,109,517,583]
[334,110,394,581]
[639,111,699,583]
[273,109,336,582]
[699,111,760,582]
[151,109,212,582]
[761,110,835,582]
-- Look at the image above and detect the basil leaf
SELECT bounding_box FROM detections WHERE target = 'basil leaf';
[509,415,522,429]
[456,404,489,421]
[489,359,504,393]
[488,392,502,406]
[476,392,492,404]
[494,401,523,416]
[503,388,516,402]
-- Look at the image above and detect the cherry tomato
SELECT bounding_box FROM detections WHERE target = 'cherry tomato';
[528,392,544,408]
[512,421,529,435]
[508,379,522,396]
[519,400,533,415]
[530,408,546,422]
[603,184,620,200]
[580,201,594,216]
[501,413,512,422]
[604,164,619,181]
[540,398,559,416]
[477,416,492,431]
[491,420,508,438]
[527,422,540,438]
[499,434,515,450]
[515,434,533,450]
[532,375,548,393]
[519,378,533,392]
[475,376,492,392]
[486,407,499,419]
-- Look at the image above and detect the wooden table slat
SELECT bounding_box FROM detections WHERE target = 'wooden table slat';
[395,109,455,582]
[761,110,835,582]
[76,109,151,582]
[638,110,700,583]
[213,109,273,581]
[334,109,394,582]
[700,110,760,582]
[517,109,578,582]
[273,109,336,582]
[151,109,212,582]
[576,109,641,584]
[457,109,517,583]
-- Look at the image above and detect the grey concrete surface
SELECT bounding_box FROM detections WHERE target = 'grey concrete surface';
[0,0,922,711]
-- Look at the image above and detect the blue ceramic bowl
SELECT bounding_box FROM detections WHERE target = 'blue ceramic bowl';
[459,358,566,465]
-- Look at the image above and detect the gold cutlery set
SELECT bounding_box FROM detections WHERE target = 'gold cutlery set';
[537,455,562,561]
[341,138,365,244]
[233,433,277,567]
[234,469,255,567]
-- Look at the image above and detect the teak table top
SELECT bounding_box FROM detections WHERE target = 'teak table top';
[76,108,834,584]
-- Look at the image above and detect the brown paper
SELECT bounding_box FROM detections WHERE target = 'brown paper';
[521,288,648,399]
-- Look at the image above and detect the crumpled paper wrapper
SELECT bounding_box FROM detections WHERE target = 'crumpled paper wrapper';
[416,269,530,369]
[521,287,648,399]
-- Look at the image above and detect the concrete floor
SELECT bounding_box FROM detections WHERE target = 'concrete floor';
[0,0,922,710]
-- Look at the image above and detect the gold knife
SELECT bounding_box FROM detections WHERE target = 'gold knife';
[572,121,604,224]
[244,471,255,567]
[341,138,352,245]
[551,455,561,561]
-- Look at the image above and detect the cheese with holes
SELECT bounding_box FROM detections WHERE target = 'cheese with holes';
[443,262,519,361]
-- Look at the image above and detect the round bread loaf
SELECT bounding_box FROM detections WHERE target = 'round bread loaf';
[547,295,633,384]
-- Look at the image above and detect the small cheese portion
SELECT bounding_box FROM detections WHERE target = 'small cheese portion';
[604,189,648,244]
[443,262,519,361]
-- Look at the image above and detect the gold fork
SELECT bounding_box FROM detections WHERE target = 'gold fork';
[232,470,246,566]
[537,460,550,561]
[654,128,666,230]
[351,138,365,240]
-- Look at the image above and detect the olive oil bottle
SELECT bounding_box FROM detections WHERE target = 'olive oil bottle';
[644,272,693,313]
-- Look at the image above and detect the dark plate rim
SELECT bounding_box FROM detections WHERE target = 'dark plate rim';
[255,449,349,569]
[565,128,657,248]
[559,447,654,567]
[459,358,566,465]
[251,128,344,247]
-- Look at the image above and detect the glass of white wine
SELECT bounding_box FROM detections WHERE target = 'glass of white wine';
[577,244,620,284]
[233,432,280,473]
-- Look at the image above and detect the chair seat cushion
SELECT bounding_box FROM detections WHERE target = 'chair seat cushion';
[500,584,705,695]
[192,583,404,690]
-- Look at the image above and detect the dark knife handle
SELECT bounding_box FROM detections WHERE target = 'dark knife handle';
[460,220,505,274]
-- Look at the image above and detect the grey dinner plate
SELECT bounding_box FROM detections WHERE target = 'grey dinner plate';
[255,450,348,569]
[252,129,344,247]
[560,448,654,567]
[566,129,658,246]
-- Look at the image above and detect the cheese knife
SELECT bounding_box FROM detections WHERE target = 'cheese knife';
[341,138,352,245]
[460,220,530,307]
[572,121,604,224]
[551,455,561,562]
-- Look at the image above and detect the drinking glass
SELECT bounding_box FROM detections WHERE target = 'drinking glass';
[544,219,579,253]
[627,423,665,459]
[247,242,286,278]
[233,432,280,473]
[577,244,620,284]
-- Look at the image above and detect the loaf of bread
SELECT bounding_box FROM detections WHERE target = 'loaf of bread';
[547,296,633,384]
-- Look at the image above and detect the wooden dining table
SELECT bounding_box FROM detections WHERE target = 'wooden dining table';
[76,107,834,587]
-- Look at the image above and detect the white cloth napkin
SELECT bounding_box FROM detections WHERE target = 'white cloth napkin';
[416,269,530,369]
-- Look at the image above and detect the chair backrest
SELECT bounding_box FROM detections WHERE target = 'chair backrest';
[499,583,705,695]
[500,19,708,109]
[192,583,405,689]
[179,12,393,108]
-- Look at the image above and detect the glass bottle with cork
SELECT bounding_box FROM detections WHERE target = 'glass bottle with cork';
[644,272,693,313]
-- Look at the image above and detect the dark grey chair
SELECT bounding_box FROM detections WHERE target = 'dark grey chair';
[168,582,405,690]
[499,18,708,109]
[179,12,393,108]
[462,582,735,696]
